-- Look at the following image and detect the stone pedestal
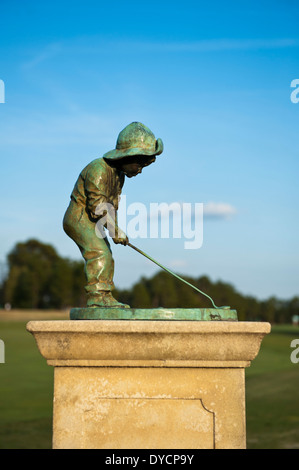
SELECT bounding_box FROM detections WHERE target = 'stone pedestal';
[26,319,270,449]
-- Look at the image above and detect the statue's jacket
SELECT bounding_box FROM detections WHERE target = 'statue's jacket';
[70,157,125,219]
[63,157,125,292]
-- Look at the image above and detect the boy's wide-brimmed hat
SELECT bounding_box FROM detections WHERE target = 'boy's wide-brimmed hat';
[103,122,163,161]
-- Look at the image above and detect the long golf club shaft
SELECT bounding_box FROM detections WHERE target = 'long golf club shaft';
[127,242,219,309]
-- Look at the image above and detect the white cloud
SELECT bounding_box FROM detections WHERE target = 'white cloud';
[169,259,188,268]
[146,201,237,220]
[22,42,63,70]
[20,37,299,72]
[203,202,237,219]
[139,38,299,52]
[122,200,236,224]
[0,111,118,146]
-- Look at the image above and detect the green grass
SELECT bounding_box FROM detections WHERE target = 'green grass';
[246,325,299,449]
[0,321,298,449]
[0,322,53,449]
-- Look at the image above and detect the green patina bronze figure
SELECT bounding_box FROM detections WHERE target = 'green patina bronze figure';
[63,122,163,308]
[64,121,237,320]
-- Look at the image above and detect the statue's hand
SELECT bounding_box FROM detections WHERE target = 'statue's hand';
[112,235,129,245]
[111,228,129,245]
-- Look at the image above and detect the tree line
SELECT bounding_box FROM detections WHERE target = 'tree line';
[0,239,298,323]
[0,239,86,309]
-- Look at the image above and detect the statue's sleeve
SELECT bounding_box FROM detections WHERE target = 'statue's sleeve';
[84,167,109,219]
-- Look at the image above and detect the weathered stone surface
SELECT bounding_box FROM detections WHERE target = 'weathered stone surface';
[52,366,245,449]
[26,320,271,449]
[27,320,270,367]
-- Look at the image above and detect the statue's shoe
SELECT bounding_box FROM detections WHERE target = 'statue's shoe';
[87,291,130,308]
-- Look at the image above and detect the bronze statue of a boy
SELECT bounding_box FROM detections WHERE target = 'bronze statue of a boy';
[63,122,163,308]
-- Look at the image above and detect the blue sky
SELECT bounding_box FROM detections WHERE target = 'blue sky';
[0,0,298,300]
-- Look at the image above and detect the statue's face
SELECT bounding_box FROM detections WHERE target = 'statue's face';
[120,155,155,178]
[121,162,142,178]
[121,162,143,178]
